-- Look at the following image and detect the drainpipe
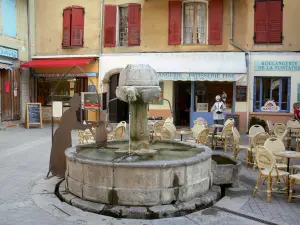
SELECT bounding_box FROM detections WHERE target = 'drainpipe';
[98,0,104,94]
[230,0,251,132]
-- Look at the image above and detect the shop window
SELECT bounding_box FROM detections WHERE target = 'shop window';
[168,0,223,45]
[104,4,141,47]
[183,2,207,44]
[254,0,283,44]
[62,6,85,48]
[194,81,233,112]
[2,0,17,38]
[253,77,290,112]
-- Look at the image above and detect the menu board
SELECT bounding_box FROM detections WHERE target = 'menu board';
[26,103,43,129]
[236,86,247,102]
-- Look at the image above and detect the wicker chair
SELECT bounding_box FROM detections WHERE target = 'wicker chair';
[264,137,287,171]
[107,126,126,140]
[266,120,274,135]
[161,127,173,140]
[152,120,165,140]
[194,117,208,127]
[209,122,234,152]
[274,123,287,139]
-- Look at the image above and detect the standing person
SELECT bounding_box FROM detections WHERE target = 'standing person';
[211,95,226,128]
[293,103,300,121]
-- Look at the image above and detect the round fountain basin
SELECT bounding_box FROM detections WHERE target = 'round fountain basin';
[65,141,212,206]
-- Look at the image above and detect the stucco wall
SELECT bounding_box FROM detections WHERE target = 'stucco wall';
[34,0,100,55]
[0,0,29,62]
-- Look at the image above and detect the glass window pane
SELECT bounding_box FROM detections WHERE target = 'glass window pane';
[255,78,260,104]
[271,79,280,102]
[184,3,194,44]
[119,7,128,46]
[281,102,287,110]
[262,78,271,104]
[281,78,288,103]
[195,3,206,44]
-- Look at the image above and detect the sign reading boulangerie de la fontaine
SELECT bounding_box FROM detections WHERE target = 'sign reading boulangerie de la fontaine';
[255,61,300,71]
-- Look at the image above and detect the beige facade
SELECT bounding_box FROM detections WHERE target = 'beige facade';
[34,0,101,56]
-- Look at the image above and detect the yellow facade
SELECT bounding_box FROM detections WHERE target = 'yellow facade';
[34,0,100,55]
[103,0,300,53]
[0,0,29,62]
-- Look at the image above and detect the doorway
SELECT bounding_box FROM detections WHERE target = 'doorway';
[1,69,21,121]
[108,74,129,123]
[174,81,191,126]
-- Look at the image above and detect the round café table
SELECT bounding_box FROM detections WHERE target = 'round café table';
[176,129,192,141]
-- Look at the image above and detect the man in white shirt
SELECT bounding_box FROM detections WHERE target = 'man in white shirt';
[211,95,226,125]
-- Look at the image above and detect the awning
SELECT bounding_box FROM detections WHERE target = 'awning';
[20,58,95,68]
[0,62,12,70]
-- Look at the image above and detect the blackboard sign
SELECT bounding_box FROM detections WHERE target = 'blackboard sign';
[236,86,247,102]
[26,103,43,129]
[225,114,240,131]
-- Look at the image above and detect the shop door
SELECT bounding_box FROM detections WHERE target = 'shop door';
[1,69,20,121]
[109,74,129,123]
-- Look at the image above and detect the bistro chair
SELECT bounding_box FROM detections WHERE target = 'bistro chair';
[274,123,287,139]
[186,128,209,145]
[188,123,206,141]
[152,120,165,140]
[210,122,234,152]
[194,117,208,127]
[161,127,173,140]
[248,124,265,153]
[264,137,287,171]
[252,146,289,203]
[232,127,251,160]
[251,132,270,170]
[107,125,126,141]
[266,120,275,135]
[288,174,300,202]
[225,118,235,126]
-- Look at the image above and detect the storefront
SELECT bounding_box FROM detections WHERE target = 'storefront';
[21,57,99,123]
[249,53,299,124]
[100,52,248,131]
[0,46,22,122]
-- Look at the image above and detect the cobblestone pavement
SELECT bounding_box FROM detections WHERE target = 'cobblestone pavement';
[0,125,299,225]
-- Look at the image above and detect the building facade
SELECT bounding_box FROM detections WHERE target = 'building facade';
[0,0,31,123]
[22,0,101,123]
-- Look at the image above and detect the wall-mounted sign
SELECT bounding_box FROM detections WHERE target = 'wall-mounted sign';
[157,73,245,82]
[236,86,247,102]
[261,100,280,112]
[32,73,97,78]
[4,81,10,93]
[0,46,18,59]
[254,61,300,71]
[196,103,208,112]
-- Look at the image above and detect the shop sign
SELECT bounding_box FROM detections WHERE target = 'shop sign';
[254,61,300,71]
[33,73,97,78]
[4,81,10,93]
[157,73,245,82]
[0,46,18,59]
[196,103,208,112]
[261,100,280,112]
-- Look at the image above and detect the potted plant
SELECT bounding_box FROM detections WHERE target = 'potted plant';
[249,116,267,132]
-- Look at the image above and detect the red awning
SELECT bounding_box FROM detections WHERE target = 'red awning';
[20,58,95,68]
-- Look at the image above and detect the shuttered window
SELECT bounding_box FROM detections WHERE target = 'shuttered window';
[168,0,223,45]
[254,0,283,44]
[104,4,141,47]
[62,6,85,48]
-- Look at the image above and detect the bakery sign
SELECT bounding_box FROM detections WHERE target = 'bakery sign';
[261,101,280,112]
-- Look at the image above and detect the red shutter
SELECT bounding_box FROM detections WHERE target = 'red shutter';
[62,7,71,48]
[128,4,141,46]
[71,6,85,47]
[104,5,116,47]
[268,0,282,43]
[168,0,182,45]
[254,1,269,43]
[208,0,223,45]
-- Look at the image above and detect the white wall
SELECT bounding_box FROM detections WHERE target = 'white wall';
[249,52,300,113]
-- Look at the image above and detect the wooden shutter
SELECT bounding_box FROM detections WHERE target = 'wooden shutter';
[128,4,141,46]
[168,0,182,45]
[104,5,116,47]
[208,0,223,45]
[62,7,72,48]
[71,6,85,47]
[254,1,269,43]
[268,0,283,43]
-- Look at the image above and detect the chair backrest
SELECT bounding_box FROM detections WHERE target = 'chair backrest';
[249,124,265,137]
[287,119,300,128]
[161,127,173,140]
[273,123,287,138]
[116,121,127,129]
[252,132,270,148]
[266,120,274,134]
[114,126,126,140]
[232,127,240,144]
[191,123,206,138]
[225,118,235,126]
[194,117,208,127]
[153,120,165,133]
[197,128,209,145]
[264,137,285,160]
[165,117,174,124]
[221,122,234,137]
[255,146,276,171]
[163,121,176,137]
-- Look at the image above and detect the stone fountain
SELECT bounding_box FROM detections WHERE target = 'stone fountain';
[59,64,221,219]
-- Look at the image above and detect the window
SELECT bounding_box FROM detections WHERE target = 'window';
[2,0,16,38]
[104,4,141,47]
[254,0,283,44]
[253,77,290,112]
[62,6,85,48]
[168,0,223,46]
[183,2,207,44]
